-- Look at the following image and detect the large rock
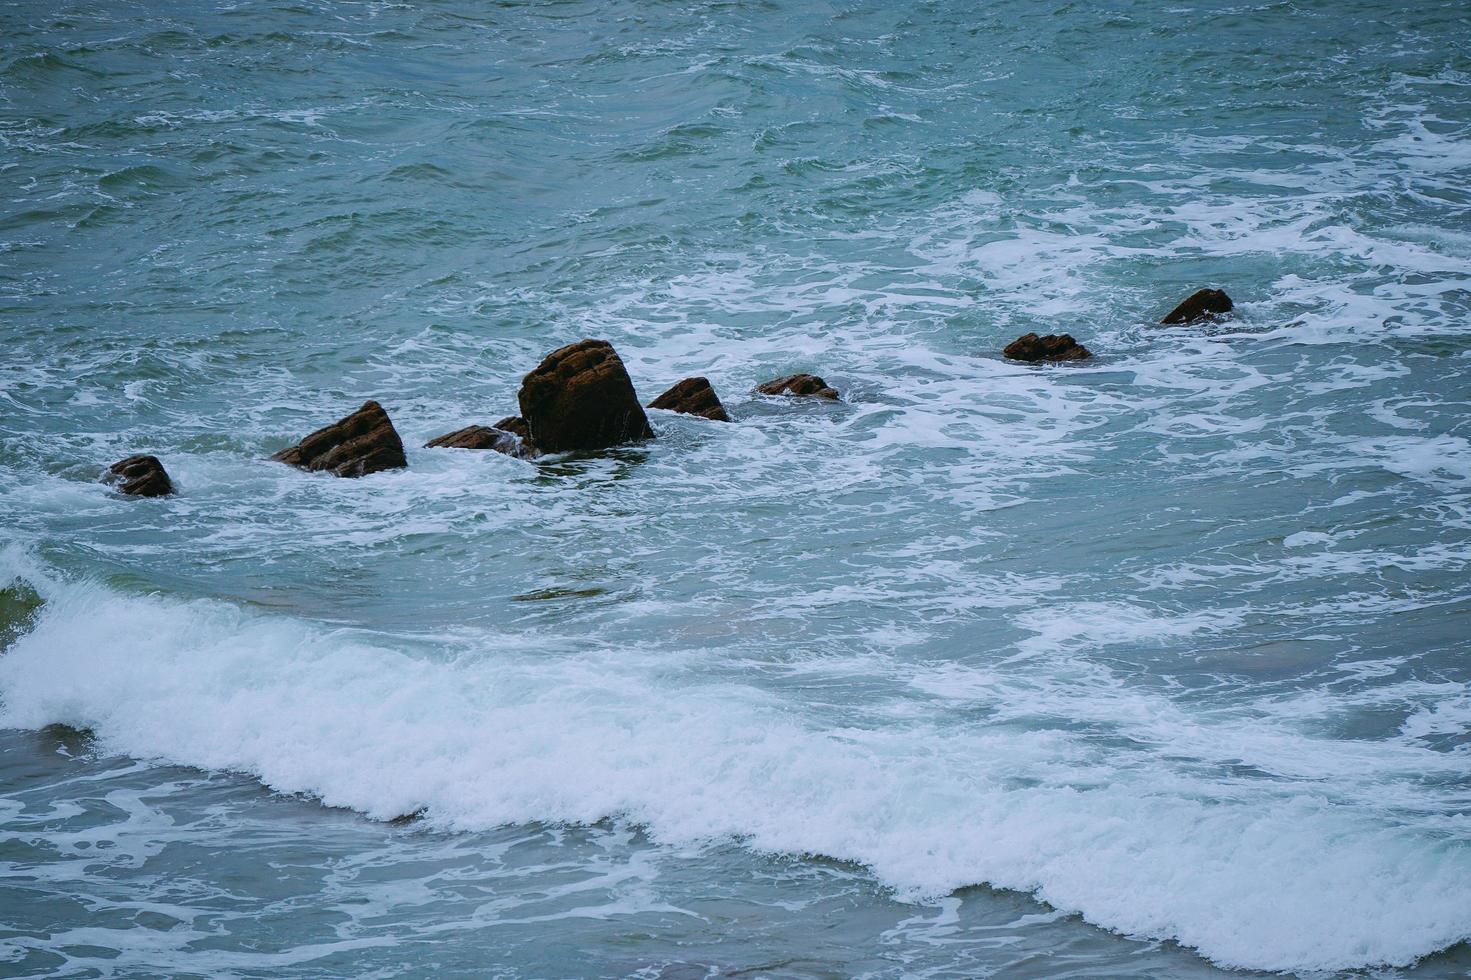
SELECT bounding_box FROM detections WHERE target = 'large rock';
[104,454,173,497]
[1161,288,1233,325]
[424,417,533,457]
[272,400,407,477]
[754,373,840,399]
[517,340,654,452]
[1003,333,1091,362]
[648,377,731,422]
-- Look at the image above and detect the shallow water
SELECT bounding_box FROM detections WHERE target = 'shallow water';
[2,0,1470,976]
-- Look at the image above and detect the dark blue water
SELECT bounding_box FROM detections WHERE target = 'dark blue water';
[3,1,1470,975]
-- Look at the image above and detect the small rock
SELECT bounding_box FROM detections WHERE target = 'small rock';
[424,419,532,458]
[517,340,654,452]
[648,377,731,422]
[271,400,407,477]
[754,374,840,399]
[1003,333,1091,362]
[104,454,173,497]
[1161,288,1233,325]
[493,416,531,443]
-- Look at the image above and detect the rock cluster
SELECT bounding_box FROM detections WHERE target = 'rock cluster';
[1001,287,1234,364]
[648,377,731,422]
[104,454,173,497]
[272,399,407,477]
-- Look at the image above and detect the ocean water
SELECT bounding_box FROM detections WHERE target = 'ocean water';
[2,0,1470,976]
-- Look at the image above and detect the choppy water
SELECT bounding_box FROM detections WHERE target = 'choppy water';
[3,0,1471,976]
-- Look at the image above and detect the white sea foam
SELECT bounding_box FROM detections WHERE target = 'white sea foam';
[1,556,1467,975]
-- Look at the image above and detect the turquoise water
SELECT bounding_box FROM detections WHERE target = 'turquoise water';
[3,0,1471,975]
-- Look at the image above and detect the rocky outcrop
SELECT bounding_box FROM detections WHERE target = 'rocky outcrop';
[648,377,731,422]
[754,373,840,399]
[104,454,173,497]
[1161,288,1233,325]
[272,400,407,477]
[1003,333,1091,362]
[517,340,654,452]
[424,417,533,457]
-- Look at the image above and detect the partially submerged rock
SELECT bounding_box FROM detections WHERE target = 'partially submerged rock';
[104,454,173,497]
[1003,333,1091,362]
[517,340,654,452]
[0,580,44,650]
[754,373,840,400]
[648,377,731,422]
[1161,288,1233,325]
[272,400,407,477]
[424,418,533,457]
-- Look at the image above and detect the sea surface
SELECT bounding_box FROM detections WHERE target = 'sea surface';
[2,1,1471,976]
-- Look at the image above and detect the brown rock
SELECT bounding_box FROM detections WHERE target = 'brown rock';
[424,417,533,458]
[648,377,731,422]
[517,340,654,452]
[104,454,173,497]
[1003,333,1091,362]
[1161,288,1233,325]
[754,374,840,399]
[493,416,531,443]
[271,400,407,477]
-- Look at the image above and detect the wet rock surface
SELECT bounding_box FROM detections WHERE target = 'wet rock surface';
[517,340,654,452]
[104,454,174,497]
[271,400,407,477]
[648,377,732,422]
[754,374,840,399]
[1003,333,1092,362]
[1161,288,1233,325]
[425,419,531,457]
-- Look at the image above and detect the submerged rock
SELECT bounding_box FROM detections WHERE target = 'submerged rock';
[104,454,174,497]
[1161,288,1233,325]
[754,373,840,400]
[648,377,731,422]
[271,400,407,477]
[424,418,533,457]
[1003,333,1091,362]
[0,580,44,650]
[517,340,654,452]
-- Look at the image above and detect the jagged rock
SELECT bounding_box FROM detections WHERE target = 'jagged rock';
[517,340,654,452]
[648,377,731,422]
[104,454,173,497]
[271,400,406,477]
[1003,333,1091,362]
[754,373,840,399]
[424,418,532,458]
[1161,288,1233,325]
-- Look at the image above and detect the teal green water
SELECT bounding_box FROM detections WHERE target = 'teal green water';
[2,1,1471,976]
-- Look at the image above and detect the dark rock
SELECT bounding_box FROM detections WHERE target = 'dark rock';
[424,418,533,458]
[104,454,173,497]
[271,400,407,477]
[493,416,531,443]
[648,377,731,422]
[1003,333,1091,362]
[517,340,654,452]
[1161,288,1233,325]
[754,374,840,399]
